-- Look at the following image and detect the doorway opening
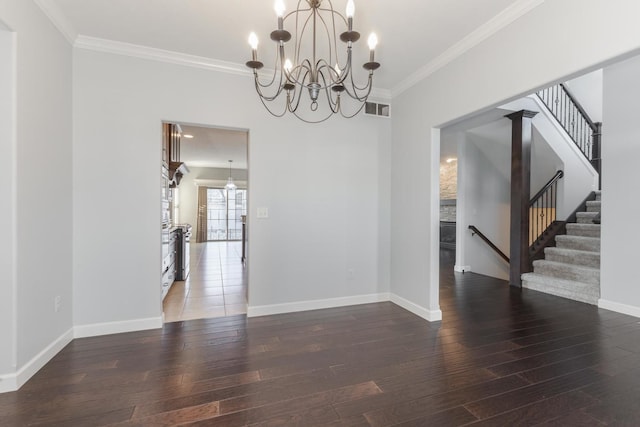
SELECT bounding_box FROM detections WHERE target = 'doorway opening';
[161,123,249,323]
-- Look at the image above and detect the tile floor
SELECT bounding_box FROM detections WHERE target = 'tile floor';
[163,241,247,322]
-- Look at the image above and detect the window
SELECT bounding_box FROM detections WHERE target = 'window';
[206,188,247,241]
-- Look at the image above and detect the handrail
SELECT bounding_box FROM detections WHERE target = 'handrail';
[528,170,564,246]
[468,225,509,263]
[536,84,602,176]
[529,170,564,207]
[560,84,598,132]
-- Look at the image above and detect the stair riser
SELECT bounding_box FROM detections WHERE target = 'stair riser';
[577,213,599,224]
[523,279,600,298]
[533,263,600,285]
[545,252,600,268]
[586,206,601,213]
[523,280,599,305]
[565,226,600,238]
[556,239,600,252]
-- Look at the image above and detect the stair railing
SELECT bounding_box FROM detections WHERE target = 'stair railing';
[537,84,602,185]
[529,170,564,245]
[468,225,510,263]
[468,171,564,267]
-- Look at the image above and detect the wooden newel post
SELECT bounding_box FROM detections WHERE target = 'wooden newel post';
[506,110,538,287]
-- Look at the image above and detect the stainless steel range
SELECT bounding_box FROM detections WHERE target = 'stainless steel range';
[174,224,192,281]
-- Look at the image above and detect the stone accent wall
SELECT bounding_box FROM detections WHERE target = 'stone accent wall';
[440,200,457,222]
[440,160,457,221]
[440,161,457,199]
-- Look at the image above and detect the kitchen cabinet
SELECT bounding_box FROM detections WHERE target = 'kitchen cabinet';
[162,229,178,300]
[162,122,189,187]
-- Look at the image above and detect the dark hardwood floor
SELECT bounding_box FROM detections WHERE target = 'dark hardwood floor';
[2,249,640,426]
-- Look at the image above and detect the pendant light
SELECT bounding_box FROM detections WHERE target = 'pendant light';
[225,160,237,191]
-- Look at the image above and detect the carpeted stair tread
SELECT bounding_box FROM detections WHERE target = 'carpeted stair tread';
[523,190,602,306]
[544,247,600,268]
[586,200,601,212]
[555,234,601,252]
[577,211,600,224]
[522,272,599,305]
[566,223,601,238]
[532,259,600,285]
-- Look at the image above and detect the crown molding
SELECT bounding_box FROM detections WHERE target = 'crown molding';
[33,0,77,45]
[74,35,392,97]
[391,0,545,98]
[74,36,252,77]
[370,88,392,101]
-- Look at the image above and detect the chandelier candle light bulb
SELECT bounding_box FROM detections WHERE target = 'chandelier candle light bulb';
[275,0,286,30]
[368,33,378,61]
[245,0,381,122]
[346,0,355,30]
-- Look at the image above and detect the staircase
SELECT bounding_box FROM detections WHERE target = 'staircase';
[522,191,601,304]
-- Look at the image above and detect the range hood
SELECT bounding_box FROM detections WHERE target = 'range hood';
[169,161,190,188]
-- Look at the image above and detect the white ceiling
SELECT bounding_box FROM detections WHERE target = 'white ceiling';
[179,125,248,169]
[46,0,527,93]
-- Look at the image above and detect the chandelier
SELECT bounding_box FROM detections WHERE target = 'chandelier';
[245,0,380,123]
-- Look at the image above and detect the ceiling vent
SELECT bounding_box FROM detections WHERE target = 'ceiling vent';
[364,101,391,118]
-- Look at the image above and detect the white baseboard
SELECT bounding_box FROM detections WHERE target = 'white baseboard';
[598,299,640,319]
[0,374,17,393]
[390,293,443,322]
[74,317,163,338]
[247,293,391,317]
[454,265,471,273]
[0,327,74,393]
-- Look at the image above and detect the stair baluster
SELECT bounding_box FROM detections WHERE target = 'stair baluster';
[536,83,602,184]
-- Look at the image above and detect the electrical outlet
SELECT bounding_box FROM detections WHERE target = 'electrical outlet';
[54,296,61,313]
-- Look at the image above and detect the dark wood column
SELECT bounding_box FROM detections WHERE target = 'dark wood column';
[506,110,538,287]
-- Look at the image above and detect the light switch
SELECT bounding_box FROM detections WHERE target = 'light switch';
[257,207,269,219]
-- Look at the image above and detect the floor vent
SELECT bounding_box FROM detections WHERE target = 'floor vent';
[365,101,391,118]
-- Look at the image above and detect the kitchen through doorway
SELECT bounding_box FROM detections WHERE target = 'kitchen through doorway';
[162,124,249,322]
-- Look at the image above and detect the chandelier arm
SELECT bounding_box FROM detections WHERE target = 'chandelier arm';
[292,109,334,124]
[286,68,311,113]
[257,94,289,118]
[253,43,282,89]
[316,61,336,88]
[339,98,368,119]
[317,0,349,28]
[315,9,337,72]
[287,59,313,87]
[294,10,315,70]
[341,74,373,102]
[348,67,374,94]
[282,2,311,21]
[253,74,287,102]
[318,72,340,114]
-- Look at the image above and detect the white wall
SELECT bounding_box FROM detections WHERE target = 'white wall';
[178,166,248,231]
[0,0,73,390]
[391,0,640,317]
[0,22,16,383]
[459,132,511,280]
[73,49,391,326]
[564,69,603,123]
[600,55,640,316]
